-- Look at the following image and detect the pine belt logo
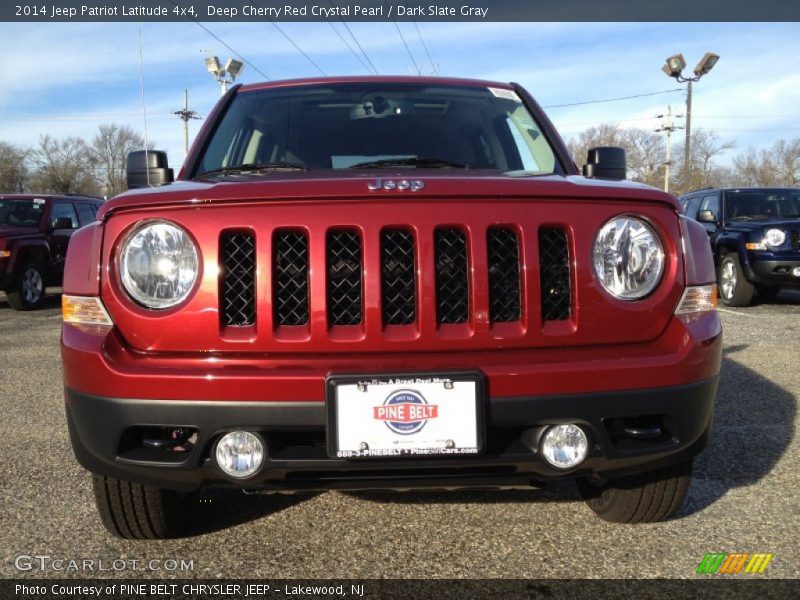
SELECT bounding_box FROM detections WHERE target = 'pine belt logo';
[696,552,774,574]
[373,390,438,435]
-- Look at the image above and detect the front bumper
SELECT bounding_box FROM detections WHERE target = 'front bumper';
[745,257,800,287]
[66,375,718,492]
[63,313,721,492]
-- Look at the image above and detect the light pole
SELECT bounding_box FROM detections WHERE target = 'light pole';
[661,52,719,183]
[205,56,244,96]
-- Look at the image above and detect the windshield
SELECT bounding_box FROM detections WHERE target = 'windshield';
[0,199,46,228]
[726,190,800,221]
[194,83,558,177]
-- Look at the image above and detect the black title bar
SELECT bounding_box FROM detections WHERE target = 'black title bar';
[4,0,800,22]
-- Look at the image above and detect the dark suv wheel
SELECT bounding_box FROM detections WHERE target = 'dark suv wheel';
[92,474,192,539]
[577,460,693,523]
[718,253,755,307]
[6,262,45,310]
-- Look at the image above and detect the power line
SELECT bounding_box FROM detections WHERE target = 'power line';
[388,16,421,75]
[327,1,379,75]
[166,0,271,80]
[543,88,683,108]
[269,22,327,76]
[326,20,372,74]
[412,21,438,75]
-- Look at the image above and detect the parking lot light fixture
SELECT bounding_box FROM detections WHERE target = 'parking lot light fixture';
[661,51,720,185]
[205,55,245,96]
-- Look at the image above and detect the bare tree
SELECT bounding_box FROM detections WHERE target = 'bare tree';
[733,139,800,187]
[89,123,150,198]
[567,124,666,188]
[0,141,30,193]
[671,129,735,193]
[28,134,100,195]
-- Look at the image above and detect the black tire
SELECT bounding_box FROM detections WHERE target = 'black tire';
[756,286,781,302]
[577,460,693,524]
[92,474,193,539]
[717,253,755,307]
[6,262,46,310]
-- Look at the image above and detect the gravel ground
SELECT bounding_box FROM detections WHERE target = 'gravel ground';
[0,289,797,580]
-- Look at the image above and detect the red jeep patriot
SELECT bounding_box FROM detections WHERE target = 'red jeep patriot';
[60,77,721,539]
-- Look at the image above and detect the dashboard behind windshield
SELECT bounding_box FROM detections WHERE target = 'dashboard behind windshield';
[726,190,800,221]
[194,83,559,177]
[0,199,45,228]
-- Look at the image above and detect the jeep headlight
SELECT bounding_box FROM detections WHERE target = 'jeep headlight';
[764,228,785,248]
[592,215,664,299]
[119,220,199,309]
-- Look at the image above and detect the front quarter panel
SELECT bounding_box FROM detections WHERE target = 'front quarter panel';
[62,221,104,296]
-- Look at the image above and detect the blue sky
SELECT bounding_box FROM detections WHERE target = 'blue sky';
[1,21,798,171]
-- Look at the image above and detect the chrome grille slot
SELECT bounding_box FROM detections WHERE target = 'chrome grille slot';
[381,229,417,325]
[326,229,363,326]
[273,230,310,326]
[220,231,256,327]
[434,228,470,324]
[487,227,521,322]
[539,227,571,321]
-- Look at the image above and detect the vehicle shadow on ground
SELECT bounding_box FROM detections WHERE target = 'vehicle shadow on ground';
[0,291,62,311]
[187,490,319,536]
[681,345,796,516]
[348,347,795,520]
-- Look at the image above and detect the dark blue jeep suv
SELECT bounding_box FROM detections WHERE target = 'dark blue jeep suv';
[679,188,800,306]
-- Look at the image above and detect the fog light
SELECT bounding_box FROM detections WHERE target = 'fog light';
[541,424,588,469]
[793,267,800,277]
[215,431,264,478]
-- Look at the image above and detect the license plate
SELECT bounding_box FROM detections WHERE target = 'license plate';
[326,372,484,459]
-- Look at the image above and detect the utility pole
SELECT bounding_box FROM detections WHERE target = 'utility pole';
[655,106,684,193]
[173,89,201,156]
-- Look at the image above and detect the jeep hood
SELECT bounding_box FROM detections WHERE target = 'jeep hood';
[0,224,39,240]
[98,172,678,219]
[725,219,800,231]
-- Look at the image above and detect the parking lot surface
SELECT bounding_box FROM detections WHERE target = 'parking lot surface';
[1,290,798,579]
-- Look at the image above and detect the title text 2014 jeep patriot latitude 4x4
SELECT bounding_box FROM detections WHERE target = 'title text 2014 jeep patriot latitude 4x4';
[60,77,721,538]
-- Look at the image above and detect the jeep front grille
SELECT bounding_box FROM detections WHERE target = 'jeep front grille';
[273,230,310,326]
[487,227,521,322]
[220,231,256,326]
[327,229,363,326]
[791,229,799,251]
[381,229,417,325]
[219,223,574,335]
[434,228,470,324]
[539,227,571,321]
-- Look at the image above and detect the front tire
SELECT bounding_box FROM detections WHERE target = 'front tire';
[92,474,192,539]
[6,262,45,310]
[718,253,755,307]
[577,460,693,523]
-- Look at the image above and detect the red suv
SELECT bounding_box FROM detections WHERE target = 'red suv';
[61,77,721,538]
[1,194,103,310]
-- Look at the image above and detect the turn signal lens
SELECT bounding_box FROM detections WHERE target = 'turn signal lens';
[674,285,718,316]
[0,250,10,258]
[62,295,114,326]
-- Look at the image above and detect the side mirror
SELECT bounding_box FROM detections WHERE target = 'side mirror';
[583,147,626,180]
[51,216,74,230]
[126,150,174,189]
[697,210,717,224]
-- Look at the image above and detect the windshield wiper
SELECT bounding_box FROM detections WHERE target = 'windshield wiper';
[347,157,471,169]
[195,163,307,178]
